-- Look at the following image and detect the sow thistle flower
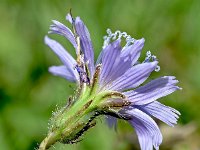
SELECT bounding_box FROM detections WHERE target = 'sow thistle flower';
[39,13,181,150]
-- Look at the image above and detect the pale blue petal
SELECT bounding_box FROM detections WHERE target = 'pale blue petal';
[105,39,145,84]
[95,47,104,65]
[126,108,162,150]
[106,116,117,129]
[49,65,78,82]
[75,17,94,75]
[125,76,181,105]
[49,20,77,50]
[105,57,132,85]
[44,36,77,78]
[98,38,144,84]
[121,38,145,65]
[136,101,180,127]
[100,40,121,86]
[108,61,158,91]
[66,13,73,23]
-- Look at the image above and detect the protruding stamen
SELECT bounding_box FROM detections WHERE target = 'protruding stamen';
[155,65,160,72]
[103,28,135,49]
[143,51,161,72]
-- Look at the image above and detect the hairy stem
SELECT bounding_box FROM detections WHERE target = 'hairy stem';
[38,132,58,150]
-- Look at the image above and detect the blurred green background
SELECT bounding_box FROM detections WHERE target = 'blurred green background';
[0,0,200,150]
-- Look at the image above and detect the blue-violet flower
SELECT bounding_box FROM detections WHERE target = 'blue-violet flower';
[39,13,181,150]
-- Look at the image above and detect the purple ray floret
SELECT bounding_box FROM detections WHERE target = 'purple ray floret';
[49,20,77,50]
[45,13,181,150]
[74,17,95,75]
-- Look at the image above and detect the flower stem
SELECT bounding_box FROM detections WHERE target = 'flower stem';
[38,132,58,150]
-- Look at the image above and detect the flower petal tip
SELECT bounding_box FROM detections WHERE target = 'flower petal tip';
[66,13,73,23]
[44,35,50,44]
[139,37,145,42]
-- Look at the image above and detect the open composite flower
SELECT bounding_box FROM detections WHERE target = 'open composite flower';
[39,13,181,150]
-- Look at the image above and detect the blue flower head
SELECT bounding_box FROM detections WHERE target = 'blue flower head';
[40,13,181,150]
